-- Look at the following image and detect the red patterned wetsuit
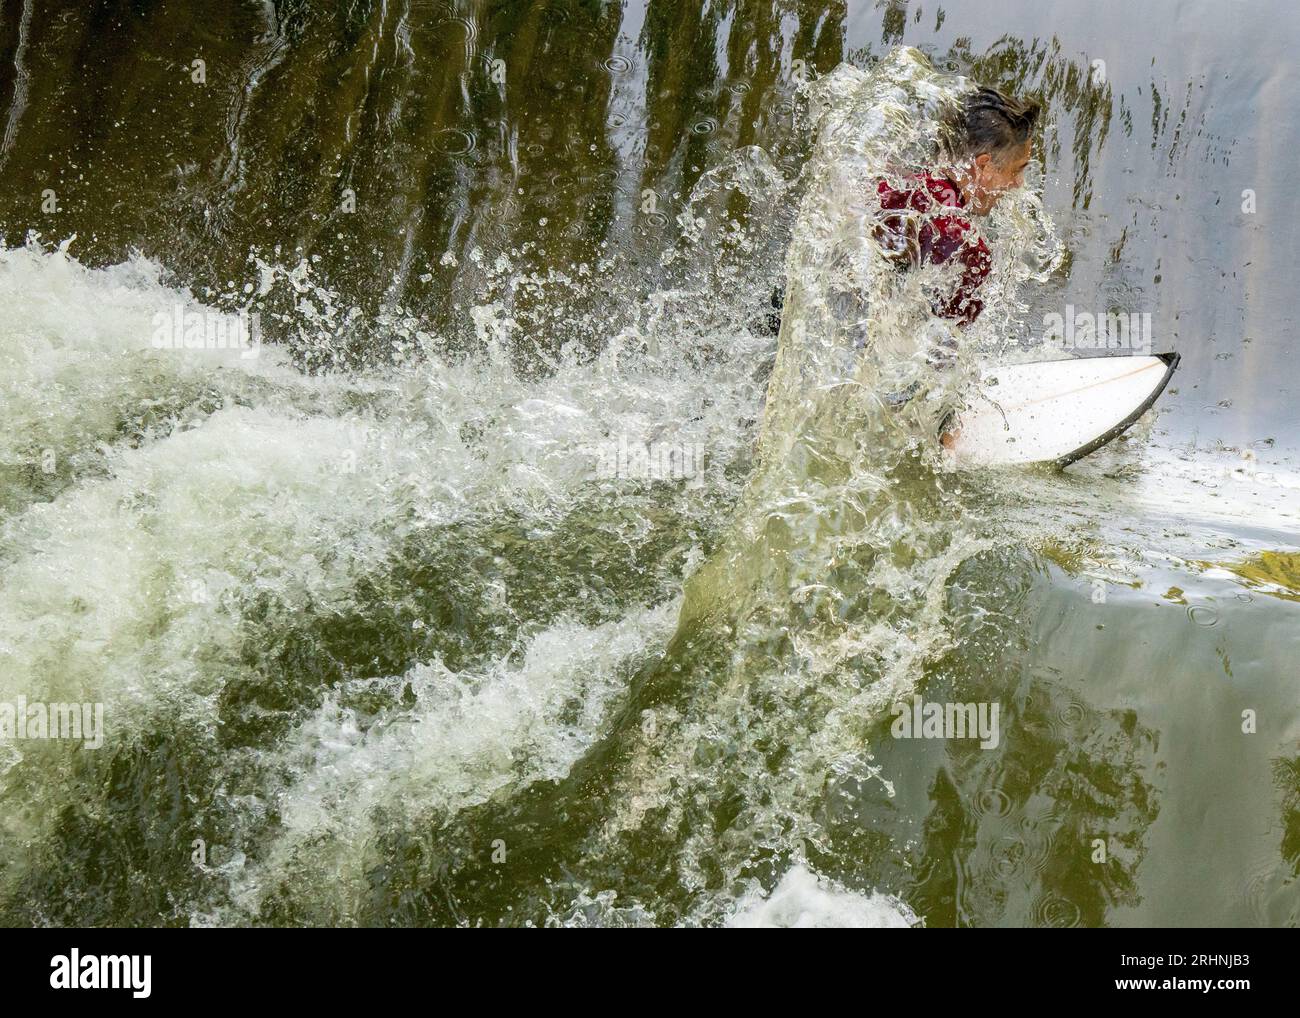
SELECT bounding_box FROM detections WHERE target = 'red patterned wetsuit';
[876,173,992,327]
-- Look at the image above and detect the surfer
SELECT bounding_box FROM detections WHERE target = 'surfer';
[759,84,1039,445]
[875,85,1038,331]
[883,86,1038,449]
[765,84,1037,326]
[763,84,1038,335]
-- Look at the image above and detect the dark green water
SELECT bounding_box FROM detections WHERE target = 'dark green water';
[0,1,1295,927]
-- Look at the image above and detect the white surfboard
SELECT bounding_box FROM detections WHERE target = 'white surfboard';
[941,352,1180,468]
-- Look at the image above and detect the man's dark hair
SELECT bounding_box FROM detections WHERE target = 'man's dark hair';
[944,86,1040,164]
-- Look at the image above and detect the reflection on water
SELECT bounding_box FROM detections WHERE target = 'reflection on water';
[0,1,1295,927]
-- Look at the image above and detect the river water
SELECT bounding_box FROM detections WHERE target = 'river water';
[0,0,1296,927]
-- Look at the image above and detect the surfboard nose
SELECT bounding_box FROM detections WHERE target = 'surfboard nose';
[944,352,1185,468]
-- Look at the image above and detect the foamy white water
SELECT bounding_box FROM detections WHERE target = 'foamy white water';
[726,865,921,928]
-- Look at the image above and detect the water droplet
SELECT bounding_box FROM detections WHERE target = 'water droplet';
[974,787,1012,818]
[433,129,476,156]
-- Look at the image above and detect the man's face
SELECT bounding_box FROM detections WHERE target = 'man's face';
[966,141,1032,215]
